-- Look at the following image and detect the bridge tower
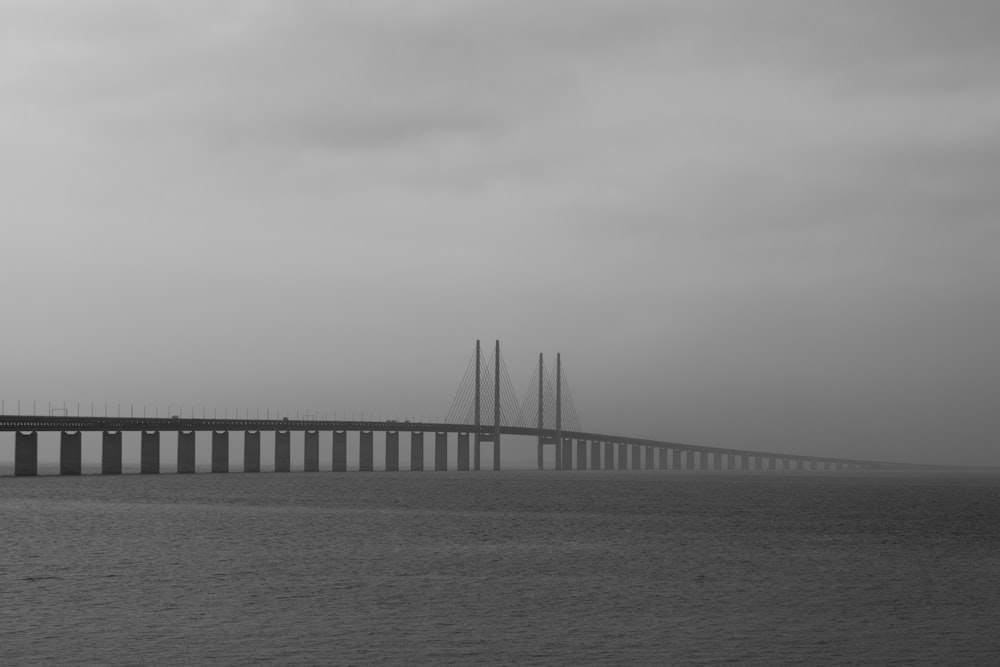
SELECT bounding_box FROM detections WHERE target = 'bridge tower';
[556,352,562,469]
[472,339,503,471]
[474,339,481,470]
[536,352,563,470]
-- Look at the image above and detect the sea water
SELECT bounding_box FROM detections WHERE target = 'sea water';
[2,471,998,665]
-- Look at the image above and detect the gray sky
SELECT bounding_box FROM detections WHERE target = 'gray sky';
[2,1,997,466]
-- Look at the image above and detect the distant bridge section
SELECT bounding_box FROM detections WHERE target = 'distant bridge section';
[0,340,934,475]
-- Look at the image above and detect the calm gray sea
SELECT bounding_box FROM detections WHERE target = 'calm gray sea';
[2,471,998,666]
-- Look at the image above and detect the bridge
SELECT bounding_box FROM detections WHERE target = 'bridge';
[1,340,912,475]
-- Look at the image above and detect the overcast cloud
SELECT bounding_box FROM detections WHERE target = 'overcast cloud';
[2,1,997,466]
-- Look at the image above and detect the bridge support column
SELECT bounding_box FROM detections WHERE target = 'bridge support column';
[726,454,735,470]
[332,431,347,471]
[275,431,291,472]
[659,448,668,470]
[617,443,627,470]
[304,431,319,472]
[741,454,749,470]
[604,442,614,469]
[672,449,682,470]
[577,440,587,471]
[769,456,776,471]
[591,441,601,470]
[359,431,373,471]
[698,451,708,470]
[561,438,573,470]
[712,453,721,470]
[435,432,448,471]
[645,447,654,470]
[102,431,122,475]
[386,431,400,471]
[630,445,640,470]
[410,432,424,471]
[244,431,261,472]
[60,431,82,475]
[212,431,229,473]
[15,431,38,476]
[685,450,695,470]
[796,459,804,471]
[457,433,469,471]
[141,431,160,474]
[177,431,196,473]
[474,435,481,471]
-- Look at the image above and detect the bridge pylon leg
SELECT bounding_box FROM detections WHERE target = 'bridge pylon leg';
[15,431,38,476]
[304,431,319,472]
[457,433,469,471]
[212,431,230,473]
[275,431,291,472]
[359,431,373,471]
[60,431,82,475]
[435,432,448,471]
[102,431,122,475]
[244,431,261,472]
[386,431,400,471]
[332,431,347,471]
[177,431,196,473]
[141,431,160,474]
[410,431,424,471]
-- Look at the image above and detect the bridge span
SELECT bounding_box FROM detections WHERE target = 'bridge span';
[1,415,907,476]
[2,340,929,476]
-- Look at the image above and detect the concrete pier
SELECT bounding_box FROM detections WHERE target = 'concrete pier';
[797,459,804,471]
[386,431,400,471]
[332,431,347,471]
[618,443,627,470]
[435,432,447,471]
[562,437,573,470]
[60,431,82,475]
[577,439,588,471]
[212,431,229,473]
[673,449,682,469]
[410,431,424,471]
[686,450,696,470]
[275,431,291,472]
[102,431,122,475]
[604,442,614,469]
[15,431,38,476]
[645,446,654,470]
[141,431,160,474]
[712,453,721,470]
[457,433,470,471]
[359,431,374,471]
[591,440,601,470]
[177,431,196,473]
[631,445,641,470]
[244,431,261,472]
[699,451,708,470]
[304,431,319,472]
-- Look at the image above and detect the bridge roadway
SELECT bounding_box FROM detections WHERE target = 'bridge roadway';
[0,414,920,475]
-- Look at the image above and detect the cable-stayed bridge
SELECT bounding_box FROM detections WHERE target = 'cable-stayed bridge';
[1,340,927,475]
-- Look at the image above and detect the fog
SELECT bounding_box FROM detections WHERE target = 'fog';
[2,1,998,466]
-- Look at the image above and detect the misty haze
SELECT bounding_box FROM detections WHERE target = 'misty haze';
[2,2,998,665]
